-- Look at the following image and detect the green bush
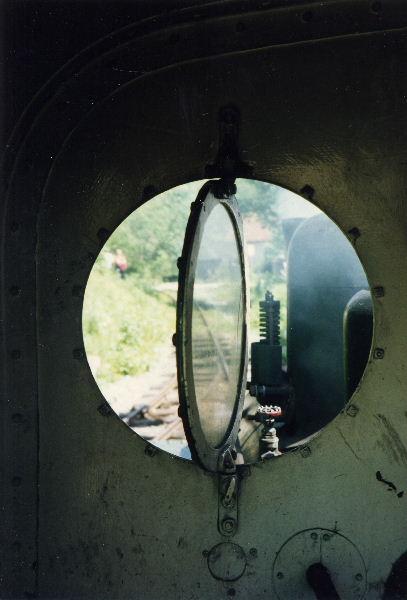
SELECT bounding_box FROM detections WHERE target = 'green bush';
[83,179,286,382]
[83,269,175,381]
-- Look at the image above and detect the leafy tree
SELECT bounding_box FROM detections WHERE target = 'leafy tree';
[101,178,282,281]
[236,178,280,228]
[101,184,194,282]
[86,179,286,380]
[237,178,285,271]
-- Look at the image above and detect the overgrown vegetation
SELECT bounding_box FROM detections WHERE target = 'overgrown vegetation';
[102,188,191,283]
[83,179,287,382]
[83,269,175,381]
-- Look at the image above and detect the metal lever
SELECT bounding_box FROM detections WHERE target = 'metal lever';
[306,563,341,600]
[222,476,236,508]
[217,449,239,537]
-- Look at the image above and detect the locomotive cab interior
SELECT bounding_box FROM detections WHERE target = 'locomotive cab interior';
[2,1,407,599]
[82,173,373,472]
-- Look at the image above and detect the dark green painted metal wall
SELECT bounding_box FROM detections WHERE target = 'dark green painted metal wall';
[1,1,407,597]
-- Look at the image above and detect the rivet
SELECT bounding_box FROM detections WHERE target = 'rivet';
[355,573,363,581]
[145,444,157,457]
[9,286,21,296]
[300,184,314,200]
[97,402,113,417]
[300,446,311,458]
[346,404,359,417]
[97,228,110,244]
[276,572,284,579]
[373,286,385,298]
[142,185,157,201]
[11,349,21,360]
[347,227,361,242]
[373,347,385,359]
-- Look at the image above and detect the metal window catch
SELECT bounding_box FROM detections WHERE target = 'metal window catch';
[205,104,253,187]
[222,476,236,508]
[218,449,239,537]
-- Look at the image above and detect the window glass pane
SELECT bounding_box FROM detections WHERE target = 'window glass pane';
[191,203,244,448]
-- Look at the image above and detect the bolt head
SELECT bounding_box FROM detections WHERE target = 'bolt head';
[300,446,312,458]
[346,404,359,417]
[144,445,157,457]
[222,518,236,534]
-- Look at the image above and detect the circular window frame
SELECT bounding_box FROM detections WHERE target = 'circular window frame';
[80,177,374,466]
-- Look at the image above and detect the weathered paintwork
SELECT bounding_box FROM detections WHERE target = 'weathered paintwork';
[1,1,407,598]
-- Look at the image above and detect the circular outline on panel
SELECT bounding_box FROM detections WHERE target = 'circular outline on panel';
[272,527,367,600]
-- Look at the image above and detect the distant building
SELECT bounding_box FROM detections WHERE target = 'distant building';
[243,215,273,270]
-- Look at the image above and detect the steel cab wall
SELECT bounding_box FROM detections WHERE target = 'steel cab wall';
[1,1,407,597]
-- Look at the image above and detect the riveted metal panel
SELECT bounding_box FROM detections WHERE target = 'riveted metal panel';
[1,1,407,598]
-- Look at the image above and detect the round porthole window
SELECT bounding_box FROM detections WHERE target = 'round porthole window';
[83,178,372,468]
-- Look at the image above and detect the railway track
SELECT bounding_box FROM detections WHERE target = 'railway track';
[120,296,234,444]
[121,372,185,441]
